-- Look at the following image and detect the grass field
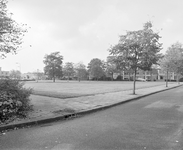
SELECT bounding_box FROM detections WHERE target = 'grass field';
[24,80,167,99]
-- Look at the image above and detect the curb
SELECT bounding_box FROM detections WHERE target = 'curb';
[0,84,182,132]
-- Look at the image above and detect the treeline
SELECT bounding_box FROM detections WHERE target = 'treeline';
[43,53,113,81]
[43,22,183,94]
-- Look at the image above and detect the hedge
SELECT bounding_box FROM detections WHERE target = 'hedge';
[0,79,32,123]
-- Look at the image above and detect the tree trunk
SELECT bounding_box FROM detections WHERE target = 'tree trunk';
[177,73,180,84]
[53,64,55,82]
[111,72,113,81]
[151,70,153,81]
[133,69,137,95]
[122,71,125,80]
[166,70,168,87]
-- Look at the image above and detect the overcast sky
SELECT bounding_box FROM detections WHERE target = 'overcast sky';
[1,0,183,73]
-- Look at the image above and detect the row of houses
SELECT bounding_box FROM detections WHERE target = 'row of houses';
[0,67,181,81]
[112,68,179,81]
[0,68,46,80]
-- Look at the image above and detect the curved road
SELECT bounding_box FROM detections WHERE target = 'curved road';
[1,86,183,150]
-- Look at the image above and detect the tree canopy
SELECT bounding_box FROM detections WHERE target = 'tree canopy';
[43,51,63,82]
[88,58,105,80]
[75,62,88,81]
[159,42,183,86]
[109,22,162,94]
[0,0,27,58]
[63,62,75,80]
[105,56,118,80]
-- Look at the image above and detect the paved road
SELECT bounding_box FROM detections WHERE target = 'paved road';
[1,86,183,150]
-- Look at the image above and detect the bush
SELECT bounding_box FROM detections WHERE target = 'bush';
[0,79,32,123]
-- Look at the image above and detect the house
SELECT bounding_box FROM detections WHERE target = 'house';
[21,73,37,80]
[0,67,9,79]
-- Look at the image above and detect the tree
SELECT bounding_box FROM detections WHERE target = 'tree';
[0,0,30,123]
[159,42,183,86]
[88,58,105,80]
[109,22,162,94]
[43,52,63,82]
[0,0,27,58]
[74,62,88,81]
[159,56,170,87]
[63,62,75,80]
[166,42,183,81]
[105,56,118,80]
[9,70,21,80]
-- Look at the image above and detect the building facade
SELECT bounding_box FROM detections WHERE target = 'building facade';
[113,68,178,81]
[0,67,9,78]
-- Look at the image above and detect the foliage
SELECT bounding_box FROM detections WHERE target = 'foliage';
[105,56,118,80]
[109,21,162,94]
[159,42,183,85]
[43,51,63,82]
[0,0,27,58]
[74,62,88,81]
[165,42,183,74]
[9,70,21,80]
[88,58,105,80]
[63,62,75,80]
[0,79,32,123]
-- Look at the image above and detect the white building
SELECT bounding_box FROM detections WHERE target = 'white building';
[0,67,9,78]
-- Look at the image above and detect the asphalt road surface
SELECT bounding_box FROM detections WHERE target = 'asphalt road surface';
[1,86,183,150]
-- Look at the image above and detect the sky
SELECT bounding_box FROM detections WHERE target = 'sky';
[1,0,183,73]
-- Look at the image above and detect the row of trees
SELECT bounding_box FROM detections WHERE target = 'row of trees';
[43,22,161,94]
[43,52,88,82]
[43,22,183,94]
[43,52,118,82]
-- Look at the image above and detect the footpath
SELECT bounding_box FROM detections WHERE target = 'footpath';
[0,82,182,132]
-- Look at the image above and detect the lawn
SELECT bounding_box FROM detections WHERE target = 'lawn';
[24,80,167,99]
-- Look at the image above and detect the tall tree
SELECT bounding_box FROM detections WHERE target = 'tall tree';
[43,52,63,82]
[159,56,170,87]
[74,62,87,81]
[109,22,162,94]
[88,58,105,80]
[63,62,75,80]
[0,0,27,58]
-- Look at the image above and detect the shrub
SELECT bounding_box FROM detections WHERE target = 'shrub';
[0,79,32,123]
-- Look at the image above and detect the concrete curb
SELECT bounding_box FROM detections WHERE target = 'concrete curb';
[0,84,182,132]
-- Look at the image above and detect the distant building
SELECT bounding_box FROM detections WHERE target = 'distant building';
[21,72,47,80]
[21,73,37,80]
[0,67,10,78]
[112,68,179,81]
